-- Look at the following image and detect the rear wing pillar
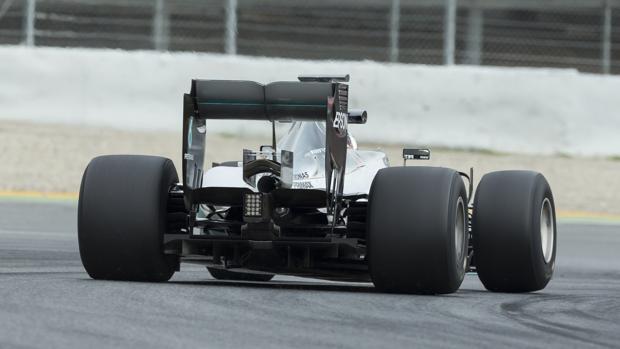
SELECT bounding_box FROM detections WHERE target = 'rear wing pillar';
[182,93,205,209]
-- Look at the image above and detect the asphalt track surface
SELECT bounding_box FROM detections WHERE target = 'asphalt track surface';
[1,200,619,348]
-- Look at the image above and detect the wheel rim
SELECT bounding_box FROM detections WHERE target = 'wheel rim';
[455,197,467,269]
[540,198,554,263]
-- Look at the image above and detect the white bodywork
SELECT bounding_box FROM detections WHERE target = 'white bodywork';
[202,122,388,195]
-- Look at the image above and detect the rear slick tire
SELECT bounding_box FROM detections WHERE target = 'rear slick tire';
[472,170,556,293]
[367,167,468,294]
[78,155,178,282]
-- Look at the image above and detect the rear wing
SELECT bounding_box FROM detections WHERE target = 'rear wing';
[182,76,358,215]
[190,80,333,121]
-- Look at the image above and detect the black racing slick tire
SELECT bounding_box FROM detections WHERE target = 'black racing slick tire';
[367,167,469,294]
[207,268,274,282]
[472,171,556,293]
[78,155,179,282]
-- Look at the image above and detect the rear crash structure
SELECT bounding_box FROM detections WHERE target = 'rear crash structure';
[78,75,557,294]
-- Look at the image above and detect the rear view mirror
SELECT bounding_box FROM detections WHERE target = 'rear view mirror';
[348,110,367,124]
[403,148,430,165]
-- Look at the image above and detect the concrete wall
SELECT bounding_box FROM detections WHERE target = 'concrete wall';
[1,46,619,156]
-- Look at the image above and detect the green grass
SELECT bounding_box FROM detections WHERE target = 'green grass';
[216,131,237,139]
[427,146,507,156]
[608,155,620,161]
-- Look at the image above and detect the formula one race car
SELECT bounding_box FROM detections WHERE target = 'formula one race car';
[78,75,556,294]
